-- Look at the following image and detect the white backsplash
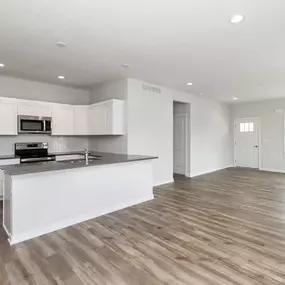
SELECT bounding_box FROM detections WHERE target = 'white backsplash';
[0,135,89,155]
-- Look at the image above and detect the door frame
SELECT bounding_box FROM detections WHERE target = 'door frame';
[283,115,285,157]
[174,113,188,175]
[234,117,261,169]
[172,100,191,178]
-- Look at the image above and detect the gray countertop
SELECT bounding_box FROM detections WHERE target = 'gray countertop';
[0,151,157,176]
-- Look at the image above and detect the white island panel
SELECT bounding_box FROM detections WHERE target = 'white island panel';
[4,160,154,244]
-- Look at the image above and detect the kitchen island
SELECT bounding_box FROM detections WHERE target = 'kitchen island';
[0,151,157,245]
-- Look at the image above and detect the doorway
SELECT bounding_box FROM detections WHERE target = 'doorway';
[234,118,260,169]
[173,102,190,177]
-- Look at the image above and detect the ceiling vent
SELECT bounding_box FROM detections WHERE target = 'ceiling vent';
[142,84,161,94]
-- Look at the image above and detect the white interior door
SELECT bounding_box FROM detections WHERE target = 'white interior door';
[235,118,259,168]
[174,115,186,175]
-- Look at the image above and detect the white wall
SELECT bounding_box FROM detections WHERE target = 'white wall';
[127,78,232,185]
[231,99,285,172]
[89,79,127,104]
[0,76,90,105]
[89,79,128,153]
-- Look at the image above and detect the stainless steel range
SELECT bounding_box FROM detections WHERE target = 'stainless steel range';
[15,142,55,164]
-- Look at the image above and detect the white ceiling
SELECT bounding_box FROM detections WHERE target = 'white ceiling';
[0,0,284,103]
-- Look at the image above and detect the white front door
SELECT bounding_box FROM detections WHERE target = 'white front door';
[174,115,186,174]
[235,118,259,168]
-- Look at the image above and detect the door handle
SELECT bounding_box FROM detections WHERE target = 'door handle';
[253,145,259,148]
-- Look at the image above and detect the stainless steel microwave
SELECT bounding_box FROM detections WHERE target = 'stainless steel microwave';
[18,115,52,134]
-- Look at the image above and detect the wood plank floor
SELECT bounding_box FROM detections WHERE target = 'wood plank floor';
[1,168,285,284]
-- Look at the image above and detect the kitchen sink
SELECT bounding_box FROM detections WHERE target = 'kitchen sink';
[57,157,101,164]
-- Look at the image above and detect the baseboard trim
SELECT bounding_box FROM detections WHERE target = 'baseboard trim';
[2,223,10,239]
[8,195,154,245]
[259,168,285,174]
[190,165,234,178]
[154,166,234,185]
[154,180,174,187]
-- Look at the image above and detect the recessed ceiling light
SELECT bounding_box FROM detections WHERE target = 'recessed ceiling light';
[56,42,66,48]
[58,76,65,79]
[0,63,4,67]
[230,14,244,24]
[233,97,238,100]
[186,82,193,86]
[122,63,129,68]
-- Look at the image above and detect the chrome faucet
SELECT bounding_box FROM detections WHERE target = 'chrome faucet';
[84,148,89,164]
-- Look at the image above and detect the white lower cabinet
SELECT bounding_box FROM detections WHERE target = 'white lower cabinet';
[52,105,74,136]
[0,159,20,199]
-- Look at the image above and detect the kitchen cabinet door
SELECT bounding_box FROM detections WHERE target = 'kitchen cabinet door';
[97,104,107,134]
[89,104,107,135]
[106,100,125,135]
[88,100,124,135]
[0,101,18,135]
[17,101,51,117]
[74,106,89,135]
[52,105,74,135]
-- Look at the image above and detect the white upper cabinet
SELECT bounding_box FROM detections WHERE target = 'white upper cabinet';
[89,99,125,135]
[89,103,107,135]
[51,105,74,136]
[17,101,51,117]
[108,99,125,135]
[0,100,18,135]
[74,106,89,135]
[0,97,125,137]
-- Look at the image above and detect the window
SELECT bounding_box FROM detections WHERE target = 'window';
[240,122,254,133]
[249,122,254,132]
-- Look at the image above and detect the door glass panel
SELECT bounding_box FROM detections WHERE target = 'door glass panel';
[240,123,245,132]
[249,122,254,132]
[244,123,249,132]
